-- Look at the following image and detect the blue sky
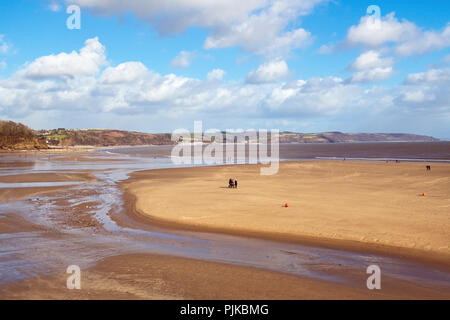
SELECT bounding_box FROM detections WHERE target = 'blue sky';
[0,0,449,138]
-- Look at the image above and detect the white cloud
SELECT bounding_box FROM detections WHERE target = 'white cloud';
[401,91,430,103]
[207,69,226,81]
[100,62,148,84]
[204,0,315,58]
[395,68,450,110]
[347,12,417,48]
[0,37,449,136]
[262,77,362,116]
[348,51,394,83]
[404,68,450,85]
[395,24,450,56]
[171,51,195,68]
[0,61,6,70]
[350,67,393,83]
[18,37,107,79]
[246,60,290,84]
[68,0,264,34]
[346,12,450,56]
[349,51,393,71]
[69,0,325,58]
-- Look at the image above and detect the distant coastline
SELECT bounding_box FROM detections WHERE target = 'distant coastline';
[0,119,440,151]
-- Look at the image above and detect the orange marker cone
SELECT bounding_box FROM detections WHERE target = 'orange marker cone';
[422,192,427,197]
[284,203,289,208]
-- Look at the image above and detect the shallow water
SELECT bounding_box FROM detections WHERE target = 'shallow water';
[0,182,84,188]
[0,143,449,292]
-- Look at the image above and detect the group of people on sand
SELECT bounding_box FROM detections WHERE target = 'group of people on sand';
[228,178,238,188]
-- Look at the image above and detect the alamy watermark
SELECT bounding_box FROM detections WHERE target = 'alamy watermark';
[66,265,81,289]
[366,5,381,30]
[366,265,381,290]
[171,121,279,175]
[66,5,81,30]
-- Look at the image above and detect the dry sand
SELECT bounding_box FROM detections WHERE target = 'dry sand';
[123,161,450,265]
[2,253,448,300]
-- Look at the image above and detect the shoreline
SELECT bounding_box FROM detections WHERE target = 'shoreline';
[120,161,450,270]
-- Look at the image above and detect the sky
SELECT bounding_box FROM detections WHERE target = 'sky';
[0,0,449,138]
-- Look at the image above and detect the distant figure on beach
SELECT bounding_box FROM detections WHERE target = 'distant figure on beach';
[234,179,238,189]
[229,178,234,188]
[426,165,431,171]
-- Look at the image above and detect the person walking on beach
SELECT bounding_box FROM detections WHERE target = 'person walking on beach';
[229,178,234,188]
[234,179,238,189]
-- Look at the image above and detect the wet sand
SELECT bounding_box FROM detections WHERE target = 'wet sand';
[0,212,46,234]
[2,253,449,300]
[0,186,68,203]
[124,161,450,266]
[0,172,96,183]
[0,172,96,203]
[1,146,449,300]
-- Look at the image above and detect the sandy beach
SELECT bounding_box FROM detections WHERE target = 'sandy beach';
[1,147,449,300]
[124,161,450,265]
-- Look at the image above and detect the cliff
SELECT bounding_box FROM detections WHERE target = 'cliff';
[0,120,48,150]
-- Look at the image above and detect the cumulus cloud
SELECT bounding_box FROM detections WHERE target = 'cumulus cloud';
[404,68,450,85]
[100,62,148,84]
[246,60,290,84]
[348,50,394,83]
[401,91,430,104]
[395,24,450,56]
[393,68,450,112]
[350,68,393,83]
[203,0,316,58]
[207,69,226,81]
[0,37,449,135]
[68,0,325,59]
[349,51,393,71]
[262,77,365,117]
[346,12,417,48]
[171,51,195,68]
[18,37,107,79]
[346,12,450,56]
[68,0,263,34]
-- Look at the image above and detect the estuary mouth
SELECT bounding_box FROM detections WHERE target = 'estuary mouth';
[1,145,449,297]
